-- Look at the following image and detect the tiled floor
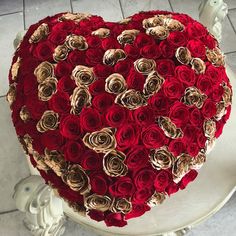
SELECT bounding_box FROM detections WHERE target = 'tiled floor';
[0,0,235,236]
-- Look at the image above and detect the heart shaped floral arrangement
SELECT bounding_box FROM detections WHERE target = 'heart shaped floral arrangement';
[8,10,232,227]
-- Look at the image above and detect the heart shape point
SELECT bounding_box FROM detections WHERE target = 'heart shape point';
[8,10,232,227]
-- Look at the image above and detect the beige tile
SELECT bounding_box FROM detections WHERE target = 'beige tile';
[72,0,123,22]
[0,13,24,96]
[0,97,30,212]
[0,0,23,15]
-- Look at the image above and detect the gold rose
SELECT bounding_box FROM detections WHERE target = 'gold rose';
[91,28,111,38]
[103,150,128,177]
[157,117,183,139]
[65,34,88,50]
[191,58,206,74]
[164,18,184,31]
[134,58,156,75]
[117,29,140,45]
[59,12,91,22]
[191,151,206,170]
[11,57,21,81]
[105,73,127,94]
[175,47,192,65]
[215,101,226,121]
[72,65,96,86]
[146,25,170,40]
[203,119,216,139]
[119,17,132,25]
[19,106,31,122]
[147,192,166,207]
[206,47,225,67]
[103,49,127,66]
[83,127,117,153]
[142,15,165,29]
[53,44,70,62]
[32,151,49,171]
[18,134,34,155]
[6,83,17,107]
[111,198,132,214]
[29,23,49,43]
[222,82,232,107]
[34,61,55,83]
[38,77,58,101]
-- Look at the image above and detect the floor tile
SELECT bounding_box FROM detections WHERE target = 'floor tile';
[228,9,236,32]
[0,97,30,212]
[227,0,236,10]
[0,0,23,15]
[226,52,236,75]
[0,12,24,96]
[119,0,172,18]
[24,0,71,28]
[72,0,123,22]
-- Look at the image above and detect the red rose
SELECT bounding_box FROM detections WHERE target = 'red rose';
[142,124,168,149]
[159,40,175,58]
[187,39,206,59]
[186,21,207,39]
[48,29,67,44]
[63,139,85,162]
[132,188,153,204]
[197,132,207,148]
[39,170,63,188]
[86,48,104,66]
[156,59,175,77]
[33,41,54,61]
[134,167,156,189]
[154,170,171,192]
[92,92,114,112]
[116,124,140,150]
[126,68,145,91]
[41,130,64,150]
[58,185,84,202]
[53,21,75,32]
[167,31,187,48]
[133,106,155,126]
[105,105,128,127]
[205,65,222,86]
[54,61,73,78]
[89,171,108,195]
[173,14,194,25]
[88,210,105,222]
[175,65,196,86]
[125,204,150,220]
[60,114,81,140]
[183,125,200,143]
[169,102,190,127]
[196,75,213,95]
[201,99,217,118]
[22,74,38,95]
[134,33,155,48]
[190,107,204,126]
[114,59,133,77]
[49,91,71,114]
[80,108,102,132]
[57,75,76,94]
[102,38,120,50]
[202,34,217,49]
[126,146,149,171]
[140,44,161,59]
[215,119,225,138]
[179,170,198,189]
[80,150,102,170]
[109,177,136,198]
[187,143,199,156]
[86,35,101,48]
[163,77,184,99]
[169,139,186,157]
[89,79,105,95]
[67,50,86,66]
[166,182,179,195]
[104,213,127,227]
[93,64,114,79]
[124,44,140,59]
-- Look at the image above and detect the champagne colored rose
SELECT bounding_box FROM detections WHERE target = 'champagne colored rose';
[62,164,90,194]
[6,83,17,107]
[59,12,91,22]
[119,17,132,25]
[134,58,156,75]
[157,116,183,139]
[103,49,126,66]
[105,73,127,94]
[191,58,206,74]
[146,25,169,40]
[147,192,166,207]
[36,110,59,132]
[103,150,128,177]
[34,61,55,83]
[203,119,216,139]
[19,134,34,155]
[111,198,132,214]
[205,137,216,154]
[117,29,140,44]
[142,15,165,29]
[222,82,232,107]
[182,86,207,109]
[84,194,113,212]
[38,77,58,101]
[72,65,96,86]
[164,18,184,31]
[191,151,206,169]
[206,47,225,67]
[53,44,69,62]
[20,106,31,122]
[83,127,117,153]
[11,57,21,81]
[115,89,147,110]
[29,23,49,43]
[70,86,92,115]
[66,34,88,50]
[91,28,111,38]
[175,47,192,65]
[215,101,226,120]
[149,146,174,170]
[32,151,49,171]
[143,71,165,97]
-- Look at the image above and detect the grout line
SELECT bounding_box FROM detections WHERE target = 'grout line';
[70,0,74,13]
[0,95,6,99]
[23,0,26,30]
[225,50,236,55]
[227,15,236,35]
[168,0,174,12]
[228,7,236,11]
[0,209,18,215]
[118,0,125,19]
[0,11,23,17]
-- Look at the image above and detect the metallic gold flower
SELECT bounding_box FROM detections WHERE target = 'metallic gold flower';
[34,61,55,83]
[143,71,165,97]
[6,83,17,107]
[72,65,96,86]
[206,47,225,67]
[147,192,166,207]
[111,198,132,214]
[36,110,59,133]
[215,101,226,121]
[222,82,232,107]
[91,28,110,38]
[19,106,31,122]
[191,58,206,74]
[191,151,206,169]
[146,25,169,40]
[11,57,21,81]
[32,151,49,171]
[164,18,184,31]
[65,34,88,50]
[19,134,34,155]
[38,77,58,101]
[70,86,92,115]
[149,146,174,170]
[115,89,147,110]
[157,117,183,139]
[68,202,87,216]
[105,73,127,94]
[142,15,165,29]
[103,49,127,66]
[175,47,192,65]
[83,127,117,153]
[62,164,90,194]
[53,44,69,62]
[134,58,156,75]
[117,29,140,44]
[29,23,49,43]
[84,194,113,212]
[203,119,216,139]
[103,150,128,177]
[119,17,132,25]
[59,12,91,22]
[205,137,216,154]
[182,87,207,109]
